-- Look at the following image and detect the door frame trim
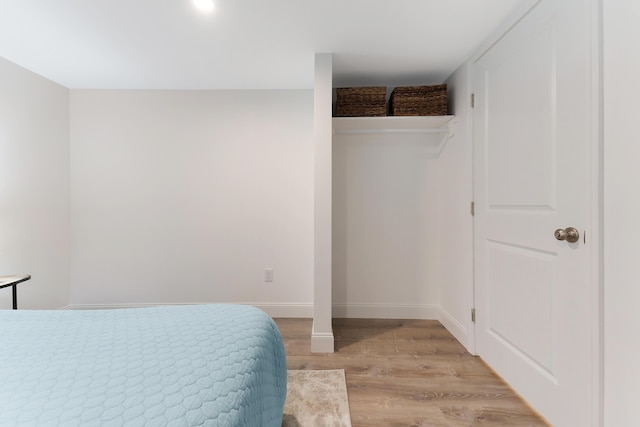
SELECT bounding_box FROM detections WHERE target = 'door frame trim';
[589,0,604,424]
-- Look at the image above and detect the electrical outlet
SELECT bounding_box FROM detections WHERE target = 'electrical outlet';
[264,268,273,282]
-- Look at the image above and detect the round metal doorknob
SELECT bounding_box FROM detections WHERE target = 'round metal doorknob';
[554,228,567,241]
[554,227,580,243]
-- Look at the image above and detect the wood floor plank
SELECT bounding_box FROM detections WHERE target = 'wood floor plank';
[275,318,550,426]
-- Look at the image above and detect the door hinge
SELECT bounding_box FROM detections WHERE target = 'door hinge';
[471,93,475,108]
[471,308,476,323]
[470,201,475,216]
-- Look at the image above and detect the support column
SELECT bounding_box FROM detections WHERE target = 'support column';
[311,53,334,353]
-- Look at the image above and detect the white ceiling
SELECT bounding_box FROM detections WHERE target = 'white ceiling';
[0,0,532,90]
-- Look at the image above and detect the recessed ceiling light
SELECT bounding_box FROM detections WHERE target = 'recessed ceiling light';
[193,0,214,13]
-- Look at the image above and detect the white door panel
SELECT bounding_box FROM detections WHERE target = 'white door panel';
[473,0,595,425]
[486,241,558,378]
[486,22,558,209]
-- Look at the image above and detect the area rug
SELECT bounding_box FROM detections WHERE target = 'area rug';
[282,369,352,427]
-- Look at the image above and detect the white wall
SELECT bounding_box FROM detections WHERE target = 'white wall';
[0,57,71,309]
[438,63,475,351]
[69,90,314,314]
[332,131,440,319]
[603,1,640,425]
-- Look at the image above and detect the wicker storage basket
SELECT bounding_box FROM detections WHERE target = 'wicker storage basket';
[389,84,448,116]
[335,86,387,117]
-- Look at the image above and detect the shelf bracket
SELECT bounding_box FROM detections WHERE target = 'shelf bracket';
[428,117,458,157]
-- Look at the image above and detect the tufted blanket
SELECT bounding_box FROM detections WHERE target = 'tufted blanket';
[0,305,287,426]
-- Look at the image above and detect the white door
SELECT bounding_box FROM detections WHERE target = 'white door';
[473,0,598,425]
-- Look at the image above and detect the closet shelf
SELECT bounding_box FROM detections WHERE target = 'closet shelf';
[333,115,454,134]
[332,115,457,155]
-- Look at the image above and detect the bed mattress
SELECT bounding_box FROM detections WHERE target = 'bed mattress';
[0,304,287,426]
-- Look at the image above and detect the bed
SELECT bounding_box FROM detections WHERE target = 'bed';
[0,304,287,426]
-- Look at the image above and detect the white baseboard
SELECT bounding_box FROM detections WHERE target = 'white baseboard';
[438,307,474,353]
[63,303,157,310]
[254,303,314,318]
[332,303,440,319]
[66,302,440,320]
[64,302,314,318]
[311,321,335,353]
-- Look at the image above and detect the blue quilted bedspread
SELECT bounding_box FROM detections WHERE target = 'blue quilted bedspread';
[0,305,287,426]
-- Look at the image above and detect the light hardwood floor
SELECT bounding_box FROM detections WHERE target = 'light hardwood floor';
[275,318,550,427]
